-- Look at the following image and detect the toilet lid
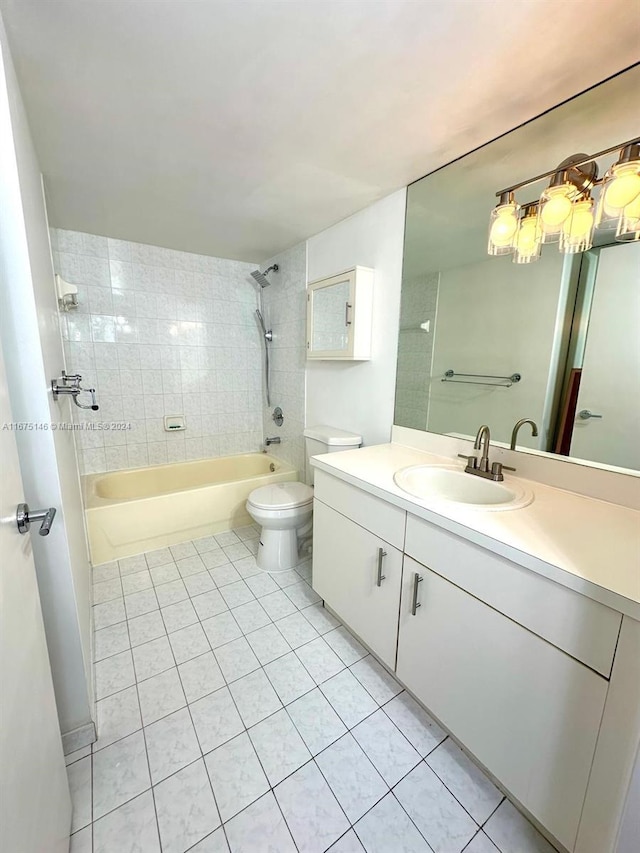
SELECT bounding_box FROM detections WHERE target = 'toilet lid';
[248,481,313,510]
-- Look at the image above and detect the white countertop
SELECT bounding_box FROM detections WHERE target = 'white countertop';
[311,442,640,620]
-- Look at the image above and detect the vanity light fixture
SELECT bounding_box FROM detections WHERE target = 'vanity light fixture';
[488,138,640,260]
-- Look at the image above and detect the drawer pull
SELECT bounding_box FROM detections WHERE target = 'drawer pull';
[411,572,423,615]
[376,547,387,587]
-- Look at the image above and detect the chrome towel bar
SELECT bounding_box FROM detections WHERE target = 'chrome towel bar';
[442,370,521,387]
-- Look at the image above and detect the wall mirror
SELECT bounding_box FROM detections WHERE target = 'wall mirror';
[394,66,640,473]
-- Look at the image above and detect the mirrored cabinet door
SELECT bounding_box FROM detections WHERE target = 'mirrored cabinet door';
[306,266,374,360]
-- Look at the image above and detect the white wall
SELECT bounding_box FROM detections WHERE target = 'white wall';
[306,189,406,446]
[0,21,93,741]
[52,230,263,474]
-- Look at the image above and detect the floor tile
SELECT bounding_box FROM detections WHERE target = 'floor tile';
[154,758,220,853]
[65,745,91,766]
[127,610,166,647]
[427,739,502,825]
[350,656,402,705]
[132,635,175,681]
[464,833,501,853]
[161,599,198,633]
[179,652,226,703]
[193,535,221,554]
[275,760,349,853]
[296,560,313,583]
[169,622,211,664]
[352,710,421,786]
[394,762,478,853]
[93,599,126,630]
[95,649,135,700]
[229,668,282,727]
[301,602,341,634]
[122,569,153,595]
[224,791,297,853]
[320,669,378,729]
[93,790,160,853]
[219,579,255,609]
[249,708,311,786]
[205,732,269,822]
[215,530,240,547]
[94,684,142,751]
[264,651,315,705]
[259,589,298,620]
[92,730,150,819]
[324,626,368,666]
[244,572,279,598]
[177,554,207,578]
[150,562,180,585]
[119,554,148,576]
[233,556,261,579]
[201,611,242,648]
[246,622,291,664]
[383,691,447,757]
[234,525,259,541]
[170,541,197,560]
[328,830,365,852]
[189,827,230,852]
[297,637,345,683]
[214,636,260,682]
[125,588,159,619]
[155,578,189,607]
[144,707,201,784]
[94,621,130,662]
[137,667,186,725]
[484,800,557,853]
[69,826,92,853]
[275,611,320,649]
[67,755,92,832]
[93,562,120,584]
[222,542,252,562]
[184,571,216,597]
[272,569,301,589]
[190,686,245,754]
[287,688,347,755]
[93,578,123,605]
[231,599,271,634]
[204,552,237,572]
[284,580,322,609]
[145,547,174,569]
[192,589,229,620]
[315,733,388,823]
[354,792,432,853]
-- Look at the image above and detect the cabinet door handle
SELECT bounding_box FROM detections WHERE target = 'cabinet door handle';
[376,547,387,587]
[345,302,352,327]
[411,572,423,615]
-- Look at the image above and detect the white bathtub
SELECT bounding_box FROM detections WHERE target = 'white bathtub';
[83,453,297,565]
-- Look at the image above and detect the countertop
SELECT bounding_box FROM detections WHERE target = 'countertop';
[311,442,640,620]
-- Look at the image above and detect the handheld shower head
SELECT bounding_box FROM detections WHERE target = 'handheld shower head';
[250,264,279,288]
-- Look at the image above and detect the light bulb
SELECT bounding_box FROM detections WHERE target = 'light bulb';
[616,193,640,242]
[538,182,578,243]
[513,207,541,264]
[560,198,595,254]
[604,162,640,211]
[540,191,573,227]
[488,197,519,256]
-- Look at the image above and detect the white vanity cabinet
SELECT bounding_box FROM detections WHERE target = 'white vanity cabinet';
[306,266,374,360]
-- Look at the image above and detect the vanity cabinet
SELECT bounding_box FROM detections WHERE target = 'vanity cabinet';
[306,266,374,360]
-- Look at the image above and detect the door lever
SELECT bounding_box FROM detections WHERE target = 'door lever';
[16,503,57,536]
[578,410,603,420]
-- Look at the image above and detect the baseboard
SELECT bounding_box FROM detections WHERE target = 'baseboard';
[62,720,96,755]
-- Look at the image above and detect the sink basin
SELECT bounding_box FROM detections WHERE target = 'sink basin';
[394,465,533,511]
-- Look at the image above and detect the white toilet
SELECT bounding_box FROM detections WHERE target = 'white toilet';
[246,425,362,572]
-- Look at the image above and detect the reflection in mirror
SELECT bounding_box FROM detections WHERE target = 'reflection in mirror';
[312,281,350,352]
[395,67,640,472]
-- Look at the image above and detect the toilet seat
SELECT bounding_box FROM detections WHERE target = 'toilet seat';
[247,481,313,511]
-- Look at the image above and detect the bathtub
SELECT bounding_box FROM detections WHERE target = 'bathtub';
[83,453,297,565]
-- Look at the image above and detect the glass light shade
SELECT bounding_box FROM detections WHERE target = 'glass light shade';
[537,183,579,243]
[513,210,541,264]
[560,197,595,254]
[615,193,640,242]
[597,161,640,229]
[488,201,519,255]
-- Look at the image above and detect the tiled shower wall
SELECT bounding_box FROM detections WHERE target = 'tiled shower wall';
[259,242,308,477]
[51,229,265,474]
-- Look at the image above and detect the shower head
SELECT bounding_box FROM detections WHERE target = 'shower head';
[250,264,279,288]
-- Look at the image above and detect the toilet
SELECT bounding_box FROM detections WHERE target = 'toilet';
[246,425,362,572]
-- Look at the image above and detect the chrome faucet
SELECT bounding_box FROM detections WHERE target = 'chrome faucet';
[458,424,515,482]
[264,436,281,446]
[510,418,539,450]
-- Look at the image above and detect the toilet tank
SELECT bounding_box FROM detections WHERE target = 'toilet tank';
[303,424,362,484]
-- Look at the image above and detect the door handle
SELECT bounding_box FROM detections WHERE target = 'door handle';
[411,572,423,615]
[345,302,352,327]
[16,503,57,536]
[578,409,603,420]
[376,547,387,587]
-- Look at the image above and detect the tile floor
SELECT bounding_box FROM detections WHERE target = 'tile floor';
[67,524,559,853]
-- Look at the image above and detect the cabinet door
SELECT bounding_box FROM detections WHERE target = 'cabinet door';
[312,500,402,669]
[307,272,354,358]
[397,557,608,852]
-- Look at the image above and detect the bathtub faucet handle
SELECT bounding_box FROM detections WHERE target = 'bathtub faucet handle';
[264,436,281,446]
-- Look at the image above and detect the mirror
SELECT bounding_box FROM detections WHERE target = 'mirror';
[311,279,351,353]
[395,67,640,472]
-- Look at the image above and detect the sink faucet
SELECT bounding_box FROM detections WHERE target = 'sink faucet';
[458,424,515,482]
[510,418,539,450]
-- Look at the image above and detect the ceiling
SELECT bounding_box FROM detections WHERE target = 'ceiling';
[1,0,638,262]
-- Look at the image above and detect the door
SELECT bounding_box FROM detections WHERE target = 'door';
[0,340,71,852]
[312,500,402,668]
[570,242,640,468]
